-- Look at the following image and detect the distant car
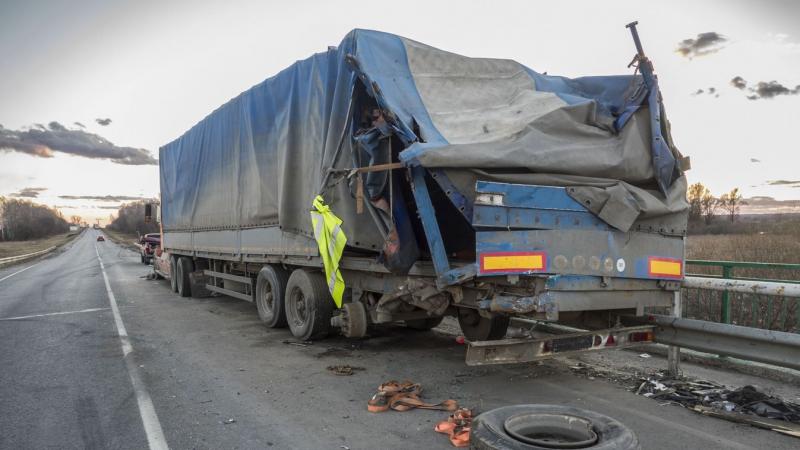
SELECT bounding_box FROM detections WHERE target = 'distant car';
[96,235,105,242]
[139,233,161,264]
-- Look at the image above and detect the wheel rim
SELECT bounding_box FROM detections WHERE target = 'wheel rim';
[288,288,308,327]
[258,280,274,314]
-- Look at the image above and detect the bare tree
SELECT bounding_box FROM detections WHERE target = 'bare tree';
[687,183,708,223]
[0,199,69,240]
[69,215,82,225]
[108,200,158,235]
[719,188,743,222]
[700,191,718,224]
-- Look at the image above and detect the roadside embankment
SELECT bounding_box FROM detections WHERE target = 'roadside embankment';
[101,228,140,252]
[0,230,83,266]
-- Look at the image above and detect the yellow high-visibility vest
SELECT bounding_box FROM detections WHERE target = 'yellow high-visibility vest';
[310,195,347,307]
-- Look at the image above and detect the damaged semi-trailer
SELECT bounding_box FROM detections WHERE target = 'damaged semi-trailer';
[148,24,689,364]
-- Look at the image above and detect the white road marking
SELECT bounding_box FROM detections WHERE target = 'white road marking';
[0,261,44,283]
[0,307,109,321]
[95,243,169,450]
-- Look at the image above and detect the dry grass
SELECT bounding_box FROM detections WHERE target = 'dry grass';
[0,232,80,259]
[684,228,800,331]
[102,228,140,251]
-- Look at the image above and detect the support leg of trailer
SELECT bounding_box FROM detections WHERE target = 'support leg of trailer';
[667,289,682,377]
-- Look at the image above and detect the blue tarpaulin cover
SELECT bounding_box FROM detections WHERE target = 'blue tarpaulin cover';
[160,29,687,251]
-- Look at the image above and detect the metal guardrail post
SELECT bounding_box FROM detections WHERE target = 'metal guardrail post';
[720,264,732,324]
[667,290,682,376]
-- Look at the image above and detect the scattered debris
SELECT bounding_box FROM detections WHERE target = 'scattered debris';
[315,346,353,358]
[634,372,800,436]
[282,339,312,347]
[568,362,644,385]
[327,365,365,376]
[222,418,236,425]
[639,353,651,359]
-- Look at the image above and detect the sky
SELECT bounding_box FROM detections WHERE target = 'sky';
[1,0,799,224]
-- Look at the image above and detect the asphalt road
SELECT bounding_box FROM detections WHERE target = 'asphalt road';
[1,229,797,449]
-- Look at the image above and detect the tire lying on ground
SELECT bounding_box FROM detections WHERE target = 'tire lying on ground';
[284,269,334,341]
[471,404,639,450]
[255,265,290,328]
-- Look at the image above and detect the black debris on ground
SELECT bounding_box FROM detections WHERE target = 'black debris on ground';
[326,365,365,376]
[634,371,800,433]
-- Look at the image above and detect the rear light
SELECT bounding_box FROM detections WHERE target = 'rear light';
[629,331,654,343]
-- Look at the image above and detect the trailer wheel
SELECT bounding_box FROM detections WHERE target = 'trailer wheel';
[255,265,289,328]
[169,256,178,292]
[340,302,368,338]
[176,257,194,298]
[284,269,334,341]
[405,316,444,331]
[457,307,509,341]
[471,404,639,450]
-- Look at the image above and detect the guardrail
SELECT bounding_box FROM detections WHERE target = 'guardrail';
[661,274,800,375]
[0,246,56,266]
[683,259,800,331]
[646,313,800,371]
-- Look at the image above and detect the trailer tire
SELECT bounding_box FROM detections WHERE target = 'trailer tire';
[457,308,509,341]
[405,316,444,331]
[170,257,178,292]
[177,257,194,298]
[470,404,639,450]
[255,265,289,328]
[285,269,334,341]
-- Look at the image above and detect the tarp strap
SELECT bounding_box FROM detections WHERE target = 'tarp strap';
[310,195,347,307]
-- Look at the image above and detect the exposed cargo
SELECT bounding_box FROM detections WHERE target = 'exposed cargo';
[150,25,687,363]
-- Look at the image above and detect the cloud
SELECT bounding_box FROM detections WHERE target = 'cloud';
[10,187,47,198]
[750,158,760,163]
[95,118,112,126]
[73,121,86,128]
[691,86,719,97]
[0,121,157,165]
[730,76,747,90]
[746,81,800,100]
[766,179,800,186]
[676,32,727,58]
[58,194,147,201]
